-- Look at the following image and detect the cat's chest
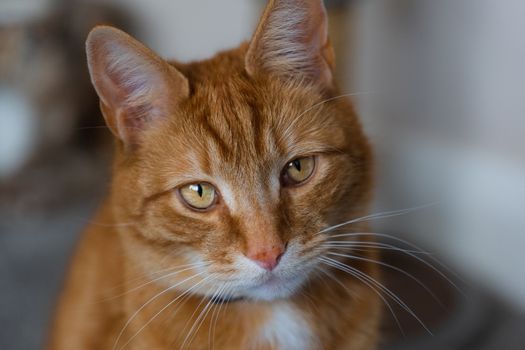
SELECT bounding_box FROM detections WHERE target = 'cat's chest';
[255,304,315,350]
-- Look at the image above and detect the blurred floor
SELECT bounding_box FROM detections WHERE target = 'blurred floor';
[0,149,109,349]
[379,251,525,350]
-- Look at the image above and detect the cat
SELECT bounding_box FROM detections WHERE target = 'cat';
[47,0,381,349]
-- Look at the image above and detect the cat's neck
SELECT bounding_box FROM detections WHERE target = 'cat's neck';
[115,250,378,350]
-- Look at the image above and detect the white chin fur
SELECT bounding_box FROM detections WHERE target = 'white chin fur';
[242,274,306,301]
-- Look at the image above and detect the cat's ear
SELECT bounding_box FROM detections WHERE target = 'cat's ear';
[86,26,189,145]
[245,0,335,88]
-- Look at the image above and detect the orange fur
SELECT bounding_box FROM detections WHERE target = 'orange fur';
[48,1,381,349]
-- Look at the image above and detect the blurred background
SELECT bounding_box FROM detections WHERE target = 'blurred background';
[1,0,524,349]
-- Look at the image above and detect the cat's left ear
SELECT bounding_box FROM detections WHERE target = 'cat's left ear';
[245,0,335,88]
[86,26,189,146]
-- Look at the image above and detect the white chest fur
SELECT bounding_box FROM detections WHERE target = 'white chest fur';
[256,303,315,350]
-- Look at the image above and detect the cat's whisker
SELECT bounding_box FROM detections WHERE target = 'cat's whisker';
[347,247,432,257]
[165,280,211,345]
[330,232,431,250]
[181,279,229,350]
[326,240,465,297]
[298,289,316,312]
[208,284,225,350]
[328,232,467,288]
[315,262,405,337]
[322,237,466,302]
[208,282,232,350]
[118,274,214,350]
[76,125,114,131]
[278,91,374,153]
[326,251,445,308]
[325,257,433,335]
[210,284,233,350]
[320,256,433,335]
[322,245,430,256]
[318,202,438,235]
[102,257,199,296]
[101,262,209,302]
[322,241,431,255]
[76,124,149,131]
[179,281,221,349]
[112,269,209,350]
[294,91,375,120]
[72,216,140,227]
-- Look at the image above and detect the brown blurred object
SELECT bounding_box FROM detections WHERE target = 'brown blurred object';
[0,4,138,348]
[0,0,133,177]
[0,0,134,207]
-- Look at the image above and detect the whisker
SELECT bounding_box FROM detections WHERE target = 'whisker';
[277,91,374,155]
[318,202,438,235]
[295,92,375,120]
[178,283,216,345]
[71,216,139,227]
[320,256,433,335]
[299,287,319,315]
[207,287,222,350]
[322,241,431,255]
[100,255,197,298]
[101,262,208,302]
[327,251,445,308]
[329,232,467,287]
[210,284,233,350]
[165,281,212,345]
[185,283,228,350]
[118,274,214,350]
[76,125,112,130]
[112,269,209,350]
[316,261,405,336]
[180,282,222,349]
[208,283,230,350]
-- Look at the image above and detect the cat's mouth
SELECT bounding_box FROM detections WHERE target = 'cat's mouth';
[209,274,292,304]
[242,271,305,301]
[259,273,284,287]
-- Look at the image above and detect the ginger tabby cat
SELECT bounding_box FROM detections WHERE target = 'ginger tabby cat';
[48,0,381,349]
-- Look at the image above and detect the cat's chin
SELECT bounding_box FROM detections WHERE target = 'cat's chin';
[242,274,305,301]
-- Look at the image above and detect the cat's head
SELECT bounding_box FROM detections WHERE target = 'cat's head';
[86,0,372,301]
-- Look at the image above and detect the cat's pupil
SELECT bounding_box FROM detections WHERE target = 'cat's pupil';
[293,159,302,172]
[190,184,203,197]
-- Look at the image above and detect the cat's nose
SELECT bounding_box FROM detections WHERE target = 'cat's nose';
[246,245,285,271]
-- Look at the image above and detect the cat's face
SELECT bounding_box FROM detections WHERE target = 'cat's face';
[116,76,371,301]
[87,0,372,301]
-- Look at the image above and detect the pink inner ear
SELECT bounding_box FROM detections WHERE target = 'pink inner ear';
[122,104,155,128]
[245,0,334,87]
[86,26,189,145]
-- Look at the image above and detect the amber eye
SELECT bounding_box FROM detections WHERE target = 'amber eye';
[179,183,216,210]
[282,156,316,186]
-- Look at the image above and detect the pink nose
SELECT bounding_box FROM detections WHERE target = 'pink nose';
[246,247,284,271]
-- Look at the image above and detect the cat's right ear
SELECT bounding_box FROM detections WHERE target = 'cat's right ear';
[246,0,335,89]
[86,26,189,146]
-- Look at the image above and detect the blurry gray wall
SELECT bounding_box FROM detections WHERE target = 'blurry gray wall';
[90,0,261,61]
[352,0,525,309]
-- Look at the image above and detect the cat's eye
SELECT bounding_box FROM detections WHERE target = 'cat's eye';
[282,156,316,186]
[179,183,217,210]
